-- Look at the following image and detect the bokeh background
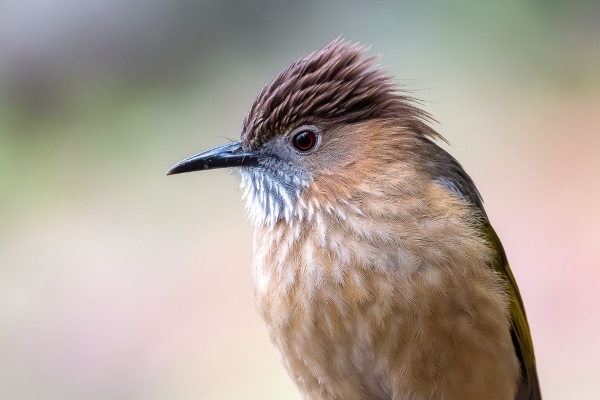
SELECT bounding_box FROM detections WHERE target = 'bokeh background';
[1,1,599,399]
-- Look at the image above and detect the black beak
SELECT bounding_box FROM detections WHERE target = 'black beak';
[166,141,259,175]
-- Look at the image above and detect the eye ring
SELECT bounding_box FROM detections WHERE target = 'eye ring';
[292,130,317,152]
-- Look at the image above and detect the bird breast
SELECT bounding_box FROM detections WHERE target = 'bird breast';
[251,181,520,400]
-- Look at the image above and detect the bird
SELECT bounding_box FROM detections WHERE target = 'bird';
[167,39,541,400]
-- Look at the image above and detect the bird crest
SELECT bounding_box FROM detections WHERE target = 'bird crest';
[241,39,441,150]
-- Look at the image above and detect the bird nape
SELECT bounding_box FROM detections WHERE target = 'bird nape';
[167,39,541,400]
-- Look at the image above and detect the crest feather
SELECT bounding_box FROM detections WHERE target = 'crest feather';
[241,39,443,149]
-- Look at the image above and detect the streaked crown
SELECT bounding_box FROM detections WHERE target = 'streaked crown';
[241,39,440,150]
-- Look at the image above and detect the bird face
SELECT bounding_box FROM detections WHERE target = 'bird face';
[167,121,359,225]
[237,124,321,225]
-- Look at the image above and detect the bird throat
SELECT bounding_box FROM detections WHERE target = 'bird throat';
[238,165,312,226]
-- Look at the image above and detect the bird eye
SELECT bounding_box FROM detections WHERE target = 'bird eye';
[292,131,317,152]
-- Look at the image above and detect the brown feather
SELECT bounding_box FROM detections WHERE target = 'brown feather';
[241,39,442,150]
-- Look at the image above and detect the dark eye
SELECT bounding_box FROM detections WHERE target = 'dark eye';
[292,131,317,152]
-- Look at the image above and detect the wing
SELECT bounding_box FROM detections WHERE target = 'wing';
[426,141,541,399]
[481,223,542,400]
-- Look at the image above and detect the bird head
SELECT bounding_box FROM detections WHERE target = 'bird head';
[167,39,447,226]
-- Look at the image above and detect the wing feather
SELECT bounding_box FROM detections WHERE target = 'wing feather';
[482,223,542,400]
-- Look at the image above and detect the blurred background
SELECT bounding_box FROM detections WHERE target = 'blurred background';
[1,1,599,399]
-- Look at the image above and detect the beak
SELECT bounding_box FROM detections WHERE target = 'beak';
[166,141,259,175]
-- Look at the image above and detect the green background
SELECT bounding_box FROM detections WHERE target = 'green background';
[1,1,599,399]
